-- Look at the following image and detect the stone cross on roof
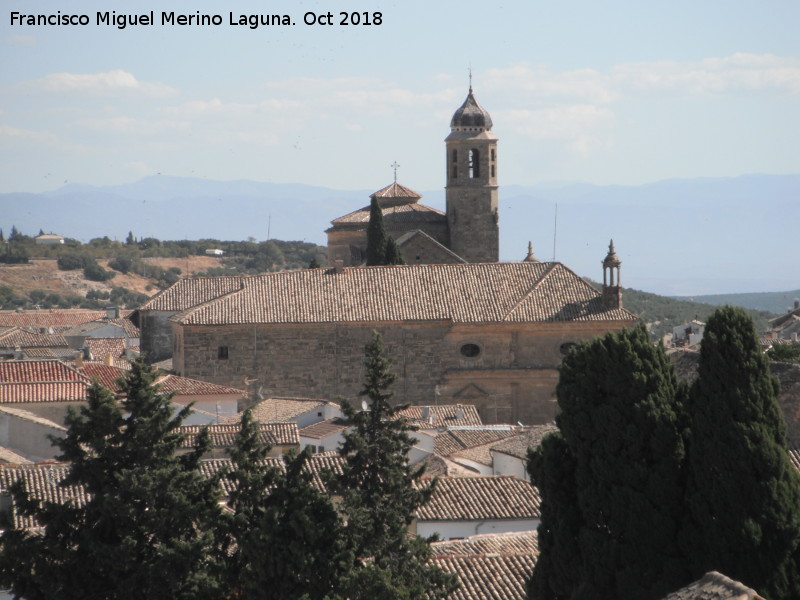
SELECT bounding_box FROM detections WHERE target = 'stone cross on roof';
[391,161,400,182]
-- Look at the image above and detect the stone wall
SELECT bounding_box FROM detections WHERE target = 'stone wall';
[174,320,627,425]
[139,310,177,363]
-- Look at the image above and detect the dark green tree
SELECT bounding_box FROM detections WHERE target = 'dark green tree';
[125,231,135,245]
[222,409,346,600]
[331,331,457,600]
[0,359,223,600]
[308,256,322,269]
[682,306,800,599]
[365,197,388,266]
[529,324,689,600]
[384,237,405,265]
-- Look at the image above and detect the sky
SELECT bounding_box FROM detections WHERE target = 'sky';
[1,0,799,195]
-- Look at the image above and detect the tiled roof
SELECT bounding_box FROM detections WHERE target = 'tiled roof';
[415,475,541,521]
[490,425,560,460]
[154,374,245,397]
[434,428,520,458]
[0,309,107,329]
[370,181,422,201]
[85,337,127,361]
[419,454,482,478]
[178,422,298,449]
[199,453,345,496]
[21,348,78,359]
[0,327,69,349]
[431,553,535,600]
[0,360,90,403]
[77,364,128,392]
[222,397,337,425]
[397,404,483,429]
[329,202,446,227]
[0,464,89,529]
[660,571,765,600]
[174,263,637,326]
[139,276,244,312]
[430,530,538,557]
[299,418,350,440]
[62,316,139,338]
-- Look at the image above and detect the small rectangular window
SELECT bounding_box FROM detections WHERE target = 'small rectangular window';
[217,346,229,360]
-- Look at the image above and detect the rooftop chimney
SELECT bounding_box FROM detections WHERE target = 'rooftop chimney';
[74,351,84,369]
[334,259,345,274]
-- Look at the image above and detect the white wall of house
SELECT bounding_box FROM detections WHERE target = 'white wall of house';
[416,518,539,541]
[492,451,528,480]
[0,408,65,462]
[451,457,493,475]
[409,430,435,464]
[293,403,343,429]
[300,429,346,454]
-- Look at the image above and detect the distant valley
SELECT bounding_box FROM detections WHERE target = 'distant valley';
[2,173,797,296]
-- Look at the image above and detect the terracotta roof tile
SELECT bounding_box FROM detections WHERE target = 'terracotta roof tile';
[154,374,245,397]
[299,418,350,440]
[0,309,107,329]
[430,530,538,557]
[329,202,445,227]
[0,327,68,349]
[0,464,88,529]
[431,553,536,600]
[139,276,244,312]
[175,263,637,326]
[85,337,127,361]
[415,475,541,521]
[0,360,90,403]
[178,422,298,449]
[222,397,338,424]
[490,425,560,460]
[397,404,483,428]
[76,364,128,392]
[434,428,520,458]
[660,571,765,600]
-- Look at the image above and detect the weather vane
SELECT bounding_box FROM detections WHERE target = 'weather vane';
[391,161,400,183]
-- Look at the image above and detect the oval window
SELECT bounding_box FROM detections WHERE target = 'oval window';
[460,343,481,358]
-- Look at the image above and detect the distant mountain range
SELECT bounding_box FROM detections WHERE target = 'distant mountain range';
[2,173,797,296]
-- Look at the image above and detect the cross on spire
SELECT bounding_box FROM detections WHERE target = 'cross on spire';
[468,65,473,91]
[390,161,400,183]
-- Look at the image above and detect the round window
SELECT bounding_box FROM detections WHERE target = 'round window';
[460,343,481,358]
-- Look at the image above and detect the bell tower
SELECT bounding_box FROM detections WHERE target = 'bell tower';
[445,86,499,263]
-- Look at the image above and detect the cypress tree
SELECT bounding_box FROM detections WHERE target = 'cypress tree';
[222,409,346,600]
[331,331,457,599]
[365,197,388,266]
[683,306,800,599]
[0,359,223,600]
[384,237,405,265]
[529,324,689,600]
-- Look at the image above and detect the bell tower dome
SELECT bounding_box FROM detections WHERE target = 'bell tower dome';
[445,85,499,263]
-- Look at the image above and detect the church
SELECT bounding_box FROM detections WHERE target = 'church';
[326,86,499,266]
[141,87,638,425]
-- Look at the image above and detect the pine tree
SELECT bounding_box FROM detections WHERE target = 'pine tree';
[308,256,322,269]
[222,409,345,600]
[683,306,800,599]
[331,331,457,600]
[365,197,388,266]
[384,237,405,265]
[0,359,223,600]
[125,231,135,245]
[529,324,689,600]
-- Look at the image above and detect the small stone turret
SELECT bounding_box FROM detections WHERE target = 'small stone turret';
[522,241,540,263]
[602,240,622,310]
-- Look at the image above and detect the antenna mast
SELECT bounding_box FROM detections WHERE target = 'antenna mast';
[552,203,558,261]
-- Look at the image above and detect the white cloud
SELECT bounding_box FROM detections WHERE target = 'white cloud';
[0,124,61,145]
[33,70,177,97]
[612,53,800,95]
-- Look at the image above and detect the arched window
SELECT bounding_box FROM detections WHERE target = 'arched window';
[468,149,480,178]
